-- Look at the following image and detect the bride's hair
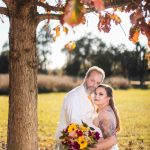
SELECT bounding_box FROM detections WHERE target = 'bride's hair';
[95,84,121,132]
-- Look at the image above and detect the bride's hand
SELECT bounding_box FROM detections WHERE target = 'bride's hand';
[90,144,101,150]
[90,146,100,150]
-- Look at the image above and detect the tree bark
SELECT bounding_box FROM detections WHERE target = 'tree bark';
[7,6,38,150]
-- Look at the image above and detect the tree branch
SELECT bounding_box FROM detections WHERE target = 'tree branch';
[36,0,131,24]
[37,1,65,12]
[105,0,131,9]
[83,0,131,14]
[0,7,9,16]
[36,13,63,23]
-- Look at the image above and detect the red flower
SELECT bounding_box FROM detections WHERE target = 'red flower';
[73,141,80,149]
[88,131,92,136]
[76,130,83,136]
[94,132,100,140]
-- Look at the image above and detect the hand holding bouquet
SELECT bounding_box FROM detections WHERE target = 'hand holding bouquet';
[59,121,100,150]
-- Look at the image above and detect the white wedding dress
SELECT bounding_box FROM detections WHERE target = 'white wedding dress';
[92,124,119,150]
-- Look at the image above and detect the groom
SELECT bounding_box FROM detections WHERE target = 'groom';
[56,66,116,149]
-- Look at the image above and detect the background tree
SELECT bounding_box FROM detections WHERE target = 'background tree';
[0,50,9,73]
[37,25,52,74]
[0,0,149,149]
[63,34,150,83]
[134,42,149,86]
[63,34,107,76]
[0,42,9,73]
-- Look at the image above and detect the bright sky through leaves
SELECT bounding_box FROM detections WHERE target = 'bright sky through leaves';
[0,1,149,69]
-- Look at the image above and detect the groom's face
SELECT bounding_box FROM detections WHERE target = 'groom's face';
[85,71,102,94]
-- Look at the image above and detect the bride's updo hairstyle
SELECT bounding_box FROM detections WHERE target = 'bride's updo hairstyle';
[96,84,121,132]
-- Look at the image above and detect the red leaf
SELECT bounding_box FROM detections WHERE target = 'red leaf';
[62,0,85,27]
[92,0,105,11]
[130,9,143,25]
[140,21,150,47]
[98,13,111,33]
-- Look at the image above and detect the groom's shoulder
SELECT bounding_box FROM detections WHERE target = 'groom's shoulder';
[66,85,82,97]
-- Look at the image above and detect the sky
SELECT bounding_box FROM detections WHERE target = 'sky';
[0,2,149,69]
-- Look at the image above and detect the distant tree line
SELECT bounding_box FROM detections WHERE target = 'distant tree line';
[0,33,149,86]
[62,34,150,86]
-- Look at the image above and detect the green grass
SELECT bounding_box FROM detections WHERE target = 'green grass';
[0,89,150,149]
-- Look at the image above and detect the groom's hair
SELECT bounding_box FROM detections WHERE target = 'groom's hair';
[84,66,105,83]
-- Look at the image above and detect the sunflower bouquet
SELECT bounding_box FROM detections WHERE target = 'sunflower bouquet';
[59,121,100,150]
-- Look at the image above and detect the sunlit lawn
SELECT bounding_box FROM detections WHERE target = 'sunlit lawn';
[0,89,150,149]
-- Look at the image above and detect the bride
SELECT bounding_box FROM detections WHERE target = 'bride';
[90,84,120,150]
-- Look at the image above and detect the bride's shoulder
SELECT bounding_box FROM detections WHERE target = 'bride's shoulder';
[98,110,113,122]
[93,114,99,127]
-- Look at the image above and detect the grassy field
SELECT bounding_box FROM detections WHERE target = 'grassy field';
[0,89,150,149]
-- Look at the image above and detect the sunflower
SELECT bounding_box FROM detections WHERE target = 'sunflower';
[67,123,78,133]
[80,125,88,132]
[77,136,88,149]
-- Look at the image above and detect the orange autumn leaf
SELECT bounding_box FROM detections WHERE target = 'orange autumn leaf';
[129,25,140,43]
[65,41,76,52]
[132,31,140,43]
[110,13,121,25]
[53,25,60,32]
[53,25,60,36]
[63,27,69,34]
[53,25,61,41]
[39,0,45,3]
[56,31,60,37]
[130,30,140,43]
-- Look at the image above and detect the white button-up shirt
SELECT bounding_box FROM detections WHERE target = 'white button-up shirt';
[55,84,98,139]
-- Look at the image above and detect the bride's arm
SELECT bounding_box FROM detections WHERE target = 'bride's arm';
[93,135,117,150]
[91,115,117,150]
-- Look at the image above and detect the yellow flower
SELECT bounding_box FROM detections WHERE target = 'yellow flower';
[77,136,88,149]
[80,125,88,132]
[67,123,77,133]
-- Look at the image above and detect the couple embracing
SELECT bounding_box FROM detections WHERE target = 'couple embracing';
[55,66,120,150]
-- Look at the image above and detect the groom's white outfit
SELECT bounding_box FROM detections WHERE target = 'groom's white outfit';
[55,84,99,139]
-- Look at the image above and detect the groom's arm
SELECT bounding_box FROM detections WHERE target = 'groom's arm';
[65,94,82,124]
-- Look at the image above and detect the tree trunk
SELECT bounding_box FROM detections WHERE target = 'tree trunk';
[7,6,38,150]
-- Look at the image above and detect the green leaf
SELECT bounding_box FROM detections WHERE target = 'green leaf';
[81,120,88,127]
[89,127,95,130]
